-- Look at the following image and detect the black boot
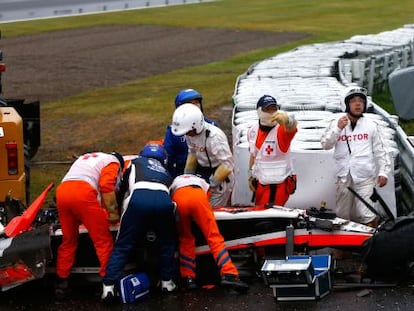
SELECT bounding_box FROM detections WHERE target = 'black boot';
[54,277,71,300]
[220,274,249,292]
[183,276,197,290]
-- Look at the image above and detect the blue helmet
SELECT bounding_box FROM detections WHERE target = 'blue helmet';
[140,143,168,166]
[174,89,203,108]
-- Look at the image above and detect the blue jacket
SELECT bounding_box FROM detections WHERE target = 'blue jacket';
[103,156,176,284]
[131,156,173,186]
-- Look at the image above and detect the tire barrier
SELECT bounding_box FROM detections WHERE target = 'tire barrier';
[231,25,414,216]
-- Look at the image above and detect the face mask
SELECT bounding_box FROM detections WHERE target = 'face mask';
[257,108,277,127]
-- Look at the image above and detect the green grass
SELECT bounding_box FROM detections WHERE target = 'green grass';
[372,84,414,134]
[2,0,413,40]
[2,0,413,200]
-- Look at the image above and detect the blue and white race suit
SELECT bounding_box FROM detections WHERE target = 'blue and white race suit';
[103,156,176,285]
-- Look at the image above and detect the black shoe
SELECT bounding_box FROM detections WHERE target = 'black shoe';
[220,274,249,292]
[55,278,71,300]
[183,276,197,290]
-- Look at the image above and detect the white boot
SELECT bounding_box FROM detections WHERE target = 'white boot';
[161,279,176,292]
[101,284,115,300]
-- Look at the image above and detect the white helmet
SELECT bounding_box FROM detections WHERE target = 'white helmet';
[340,86,367,113]
[171,103,205,136]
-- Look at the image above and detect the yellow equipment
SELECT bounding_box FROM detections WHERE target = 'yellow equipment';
[0,107,26,206]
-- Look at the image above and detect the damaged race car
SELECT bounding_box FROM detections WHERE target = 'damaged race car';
[0,185,378,292]
[0,150,408,295]
[0,183,53,291]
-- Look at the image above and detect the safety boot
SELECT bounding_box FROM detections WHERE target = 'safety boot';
[54,277,71,300]
[101,283,116,301]
[220,274,249,292]
[161,279,177,292]
[183,276,197,290]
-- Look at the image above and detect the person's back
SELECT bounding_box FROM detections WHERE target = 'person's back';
[55,151,124,299]
[63,152,117,187]
[170,174,248,292]
[102,144,177,301]
[129,156,172,186]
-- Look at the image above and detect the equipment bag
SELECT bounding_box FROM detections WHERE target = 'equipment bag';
[119,272,150,303]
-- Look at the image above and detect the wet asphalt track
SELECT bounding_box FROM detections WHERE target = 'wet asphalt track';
[0,0,208,23]
[1,271,414,311]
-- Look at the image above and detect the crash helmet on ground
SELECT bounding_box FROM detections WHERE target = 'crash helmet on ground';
[341,86,368,113]
[174,89,203,108]
[140,143,168,166]
[256,95,280,110]
[171,103,205,136]
[111,151,125,170]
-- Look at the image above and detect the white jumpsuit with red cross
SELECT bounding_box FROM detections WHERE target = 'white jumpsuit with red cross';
[247,123,297,206]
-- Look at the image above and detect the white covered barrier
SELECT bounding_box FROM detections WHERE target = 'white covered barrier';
[231,24,414,216]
